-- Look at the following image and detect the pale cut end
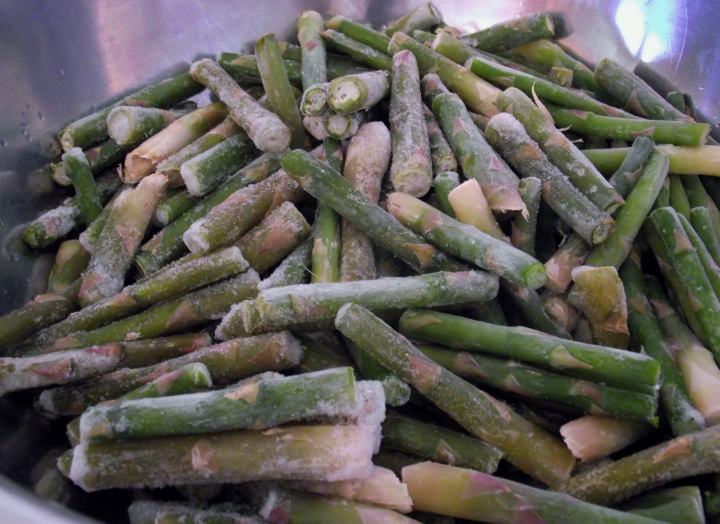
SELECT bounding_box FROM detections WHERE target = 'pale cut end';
[449,179,507,240]
[183,220,211,254]
[354,381,386,433]
[123,153,155,184]
[215,300,252,340]
[680,343,720,425]
[328,80,363,113]
[560,415,645,462]
[303,116,327,140]
[179,161,204,197]
[107,107,136,145]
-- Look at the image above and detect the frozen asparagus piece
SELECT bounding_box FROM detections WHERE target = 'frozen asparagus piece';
[323,111,364,139]
[420,344,657,422]
[128,501,262,524]
[346,339,410,407]
[500,281,571,338]
[58,71,203,151]
[679,213,720,307]
[325,15,391,54]
[0,294,75,349]
[382,413,503,473]
[38,330,301,416]
[238,202,310,273]
[340,123,391,282]
[327,71,389,113]
[78,173,168,306]
[511,177,541,255]
[620,486,705,524]
[281,150,463,273]
[321,30,392,70]
[669,175,692,218]
[190,59,291,153]
[389,32,500,116]
[297,11,327,90]
[260,489,418,524]
[65,423,379,491]
[389,50,433,197]
[217,270,497,339]
[548,106,709,146]
[47,240,90,295]
[404,462,662,524]
[690,206,720,265]
[497,88,625,213]
[584,144,720,176]
[447,180,507,241]
[384,3,443,35]
[80,367,358,441]
[460,13,557,51]
[153,189,198,227]
[594,59,693,121]
[420,72,451,105]
[0,346,122,396]
[106,106,181,146]
[260,239,312,291]
[485,112,614,245]
[608,136,655,197]
[62,148,103,224]
[560,416,650,463]
[337,304,575,486]
[565,424,720,505]
[79,190,123,253]
[256,33,310,148]
[183,170,305,254]
[300,83,328,116]
[684,175,720,235]
[432,171,459,217]
[399,309,661,393]
[387,193,547,289]
[423,104,457,173]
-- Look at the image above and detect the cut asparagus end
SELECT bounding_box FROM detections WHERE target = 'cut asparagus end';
[560,415,648,462]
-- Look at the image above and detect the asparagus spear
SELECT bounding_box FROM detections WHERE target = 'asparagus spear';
[690,206,720,264]
[297,11,327,90]
[78,173,168,306]
[336,304,576,486]
[420,72,451,105]
[0,294,75,349]
[281,149,463,273]
[594,59,693,121]
[78,190,124,253]
[511,177,541,255]
[484,112,613,245]
[190,59,291,153]
[58,72,203,151]
[325,15,391,54]
[460,13,557,51]
[326,71,389,113]
[497,88,625,213]
[564,424,720,505]
[584,144,720,176]
[387,193,547,289]
[298,331,353,373]
[38,330,301,416]
[62,148,103,224]
[447,180,507,241]
[683,175,720,236]
[106,106,182,146]
[669,175,692,217]
[299,83,328,116]
[399,309,661,393]
[679,212,720,299]
[560,415,650,463]
[153,188,198,226]
[260,239,312,291]
[432,171,459,217]
[217,270,498,339]
[423,104,457,173]
[321,30,392,70]
[620,486,705,524]
[47,240,90,295]
[608,136,655,197]
[384,3,443,35]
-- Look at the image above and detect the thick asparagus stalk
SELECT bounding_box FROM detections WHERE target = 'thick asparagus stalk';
[260,239,312,291]
[47,240,90,295]
[432,171,459,217]
[382,413,503,473]
[190,59,291,153]
[183,169,304,254]
[38,330,301,416]
[217,270,497,339]
[690,206,720,265]
[389,32,499,116]
[387,193,547,289]
[128,501,262,524]
[62,149,103,224]
[389,51,433,197]
[325,15,391,54]
[423,104,457,173]
[497,88,624,213]
[153,188,198,226]
[460,13,557,51]
[620,486,705,524]
[399,309,661,393]
[584,144,720,177]
[384,3,443,35]
[560,416,650,463]
[511,177,541,255]
[58,72,203,151]
[106,106,181,146]
[336,304,576,486]
[594,59,693,121]
[327,71,389,113]
[297,11,327,90]
[281,150,462,273]
[485,112,613,245]
[404,462,663,523]
[0,294,75,349]
[564,424,720,505]
[447,180,507,241]
[78,173,168,306]
[321,30,392,70]
[608,136,655,197]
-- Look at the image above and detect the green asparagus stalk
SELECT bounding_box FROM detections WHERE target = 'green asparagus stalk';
[683,175,720,236]
[620,253,704,434]
[38,330,301,416]
[260,239,312,291]
[560,415,650,463]
[607,136,655,197]
[128,501,262,524]
[58,72,203,151]
[190,59,291,153]
[411,28,436,43]
[432,171,459,217]
[389,32,500,116]
[690,206,720,264]
[387,192,547,289]
[500,281,571,338]
[594,59,693,121]
[423,104,457,173]
[447,180,508,241]
[340,123,391,282]
[297,11,327,90]
[620,486,705,524]
[153,189,198,227]
[336,303,576,486]
[106,106,181,146]
[511,177,541,255]
[325,15,391,54]
[345,339,410,407]
[384,3,443,36]
[327,71,389,113]
[217,270,497,339]
[532,294,575,331]
[136,153,280,274]
[679,212,720,299]
[78,173,168,306]
[47,240,90,296]
[0,294,75,349]
[78,190,123,253]
[404,461,663,523]
[311,202,342,284]
[431,93,524,214]
[460,13,557,51]
[564,424,720,505]
[281,149,463,273]
[669,175,692,217]
[484,112,614,245]
[62,148,103,224]
[399,309,661,393]
[237,202,311,273]
[497,88,625,213]
[584,144,720,176]
[321,30,392,70]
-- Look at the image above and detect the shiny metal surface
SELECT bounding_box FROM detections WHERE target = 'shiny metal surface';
[0,0,718,521]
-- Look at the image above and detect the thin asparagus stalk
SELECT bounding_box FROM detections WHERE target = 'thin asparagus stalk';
[679,212,720,299]
[460,13,557,51]
[297,11,327,90]
[0,294,75,349]
[325,15,391,54]
[190,59,291,153]
[326,71,389,113]
[37,330,301,416]
[690,206,720,264]
[484,112,614,245]
[384,3,443,36]
[432,171,459,217]
[106,106,181,146]
[412,28,436,43]
[387,192,547,289]
[669,175,692,217]
[447,180,508,241]
[303,115,326,140]
[217,270,498,339]
[511,177,541,255]
[259,239,312,291]
[584,144,720,176]
[62,148,103,224]
[153,188,198,226]
[560,415,650,463]
[298,331,353,373]
[608,136,655,196]
[398,309,661,393]
[420,72,451,105]
[78,190,123,253]
[620,486,705,524]
[423,104,457,173]
[321,30,392,70]
[47,240,90,296]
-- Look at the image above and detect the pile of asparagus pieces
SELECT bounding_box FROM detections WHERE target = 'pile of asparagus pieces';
[4,2,720,522]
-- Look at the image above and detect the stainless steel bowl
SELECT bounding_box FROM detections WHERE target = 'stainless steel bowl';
[0,0,717,521]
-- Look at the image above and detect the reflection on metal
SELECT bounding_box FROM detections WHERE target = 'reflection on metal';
[615,0,679,62]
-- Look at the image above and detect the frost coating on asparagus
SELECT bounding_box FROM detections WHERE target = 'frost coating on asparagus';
[323,111,364,139]
[190,59,291,153]
[300,83,328,116]
[107,106,180,146]
[62,148,103,224]
[327,71,389,113]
